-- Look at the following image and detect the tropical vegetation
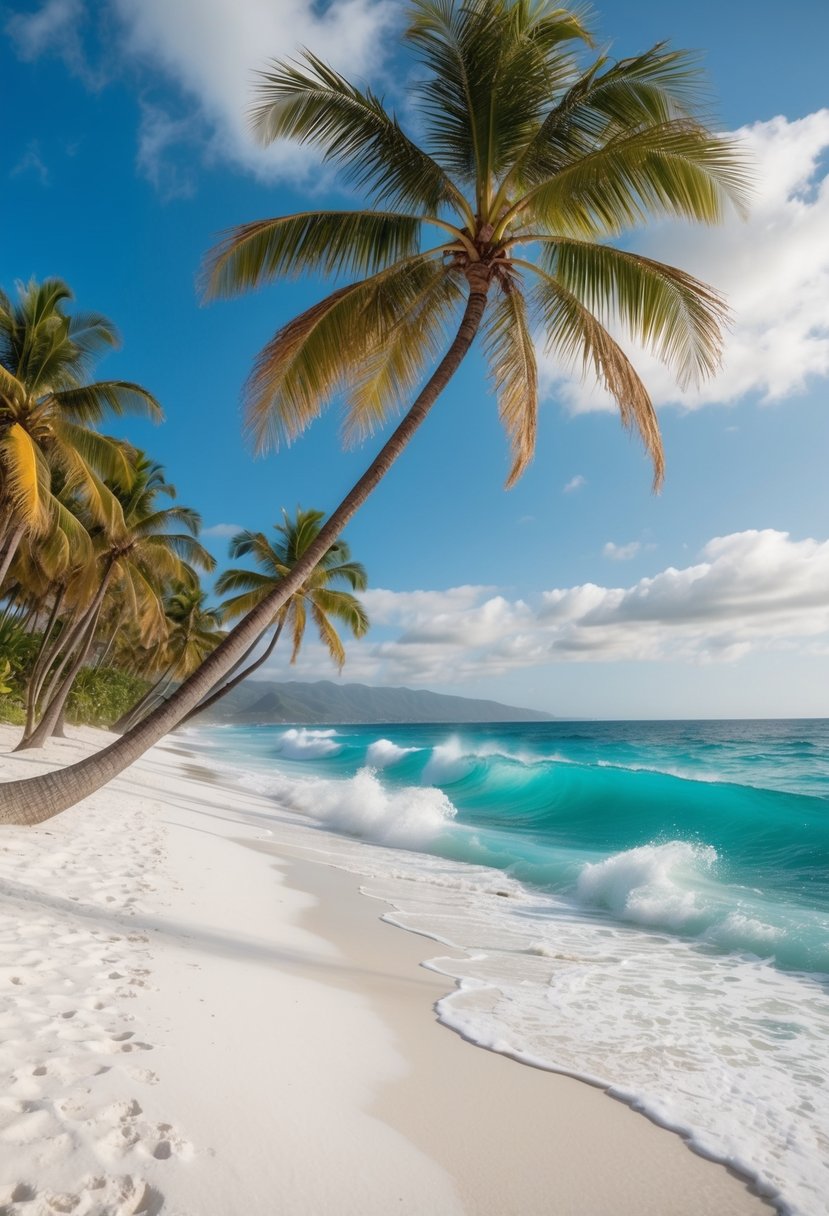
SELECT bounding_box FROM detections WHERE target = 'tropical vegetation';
[0,0,749,824]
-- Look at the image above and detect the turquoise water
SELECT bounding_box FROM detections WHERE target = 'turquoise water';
[186,718,829,1215]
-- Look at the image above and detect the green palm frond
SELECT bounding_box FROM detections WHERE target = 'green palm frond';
[526,260,664,487]
[346,263,464,441]
[503,119,748,238]
[204,210,430,299]
[484,283,539,487]
[132,505,202,539]
[51,381,163,424]
[314,560,368,592]
[217,586,278,622]
[243,253,444,453]
[406,0,589,201]
[54,446,127,534]
[53,421,134,488]
[250,51,471,219]
[289,596,307,663]
[140,532,215,573]
[311,588,370,636]
[310,604,346,670]
[541,238,728,386]
[503,44,711,196]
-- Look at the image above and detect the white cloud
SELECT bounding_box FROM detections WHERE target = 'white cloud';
[6,0,105,86]
[540,110,829,413]
[603,541,641,561]
[256,530,829,686]
[111,0,396,180]
[563,474,586,493]
[7,0,396,186]
[136,102,201,199]
[203,522,244,538]
[10,141,49,185]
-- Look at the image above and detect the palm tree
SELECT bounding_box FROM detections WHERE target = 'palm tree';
[17,454,214,749]
[112,585,226,732]
[0,0,749,823]
[182,507,368,723]
[0,278,162,586]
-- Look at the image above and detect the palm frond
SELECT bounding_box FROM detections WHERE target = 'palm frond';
[52,421,134,487]
[0,423,51,530]
[289,597,307,663]
[484,282,539,487]
[346,263,464,441]
[214,568,275,597]
[311,589,370,637]
[503,120,749,239]
[310,604,346,670]
[204,210,431,299]
[250,51,470,219]
[541,238,728,386]
[526,260,664,488]
[243,252,444,453]
[50,381,164,424]
[503,44,712,195]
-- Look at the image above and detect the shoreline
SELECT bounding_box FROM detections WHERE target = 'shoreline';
[0,725,776,1214]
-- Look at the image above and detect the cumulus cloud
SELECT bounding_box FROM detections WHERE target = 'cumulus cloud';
[539,110,829,412]
[603,541,641,561]
[255,530,829,686]
[563,474,586,493]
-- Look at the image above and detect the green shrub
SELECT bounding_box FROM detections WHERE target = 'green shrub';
[0,696,25,725]
[66,667,151,728]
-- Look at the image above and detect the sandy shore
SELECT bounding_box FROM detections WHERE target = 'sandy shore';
[0,725,774,1215]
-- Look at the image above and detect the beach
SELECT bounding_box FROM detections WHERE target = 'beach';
[0,725,774,1215]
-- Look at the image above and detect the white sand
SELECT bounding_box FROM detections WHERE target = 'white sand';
[0,725,774,1215]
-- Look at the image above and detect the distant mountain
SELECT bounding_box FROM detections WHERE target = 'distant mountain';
[195,679,553,724]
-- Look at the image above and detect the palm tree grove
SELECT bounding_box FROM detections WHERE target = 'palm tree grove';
[1,1,747,821]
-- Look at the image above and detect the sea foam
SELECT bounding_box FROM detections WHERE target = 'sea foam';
[575,841,718,931]
[274,728,342,759]
[365,738,419,767]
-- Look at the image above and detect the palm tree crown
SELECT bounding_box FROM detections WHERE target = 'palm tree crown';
[216,507,369,670]
[206,0,748,488]
[0,278,162,575]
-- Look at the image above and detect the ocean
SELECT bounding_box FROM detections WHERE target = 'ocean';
[183,718,829,1216]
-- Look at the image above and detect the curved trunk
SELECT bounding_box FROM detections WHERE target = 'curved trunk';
[0,523,26,590]
[179,621,285,726]
[111,665,176,734]
[0,276,490,825]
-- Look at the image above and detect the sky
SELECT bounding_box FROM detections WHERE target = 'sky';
[3,0,829,719]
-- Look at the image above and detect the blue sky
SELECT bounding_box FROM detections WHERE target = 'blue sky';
[4,0,829,718]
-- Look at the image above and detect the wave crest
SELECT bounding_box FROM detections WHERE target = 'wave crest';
[576,841,718,931]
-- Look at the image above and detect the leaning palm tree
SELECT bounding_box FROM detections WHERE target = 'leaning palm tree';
[0,0,749,823]
[183,507,368,723]
[0,277,162,586]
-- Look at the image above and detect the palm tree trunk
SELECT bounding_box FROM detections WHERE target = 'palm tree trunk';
[29,565,114,723]
[0,523,26,590]
[180,621,284,726]
[111,664,176,734]
[23,587,66,737]
[0,274,490,824]
[19,607,102,749]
